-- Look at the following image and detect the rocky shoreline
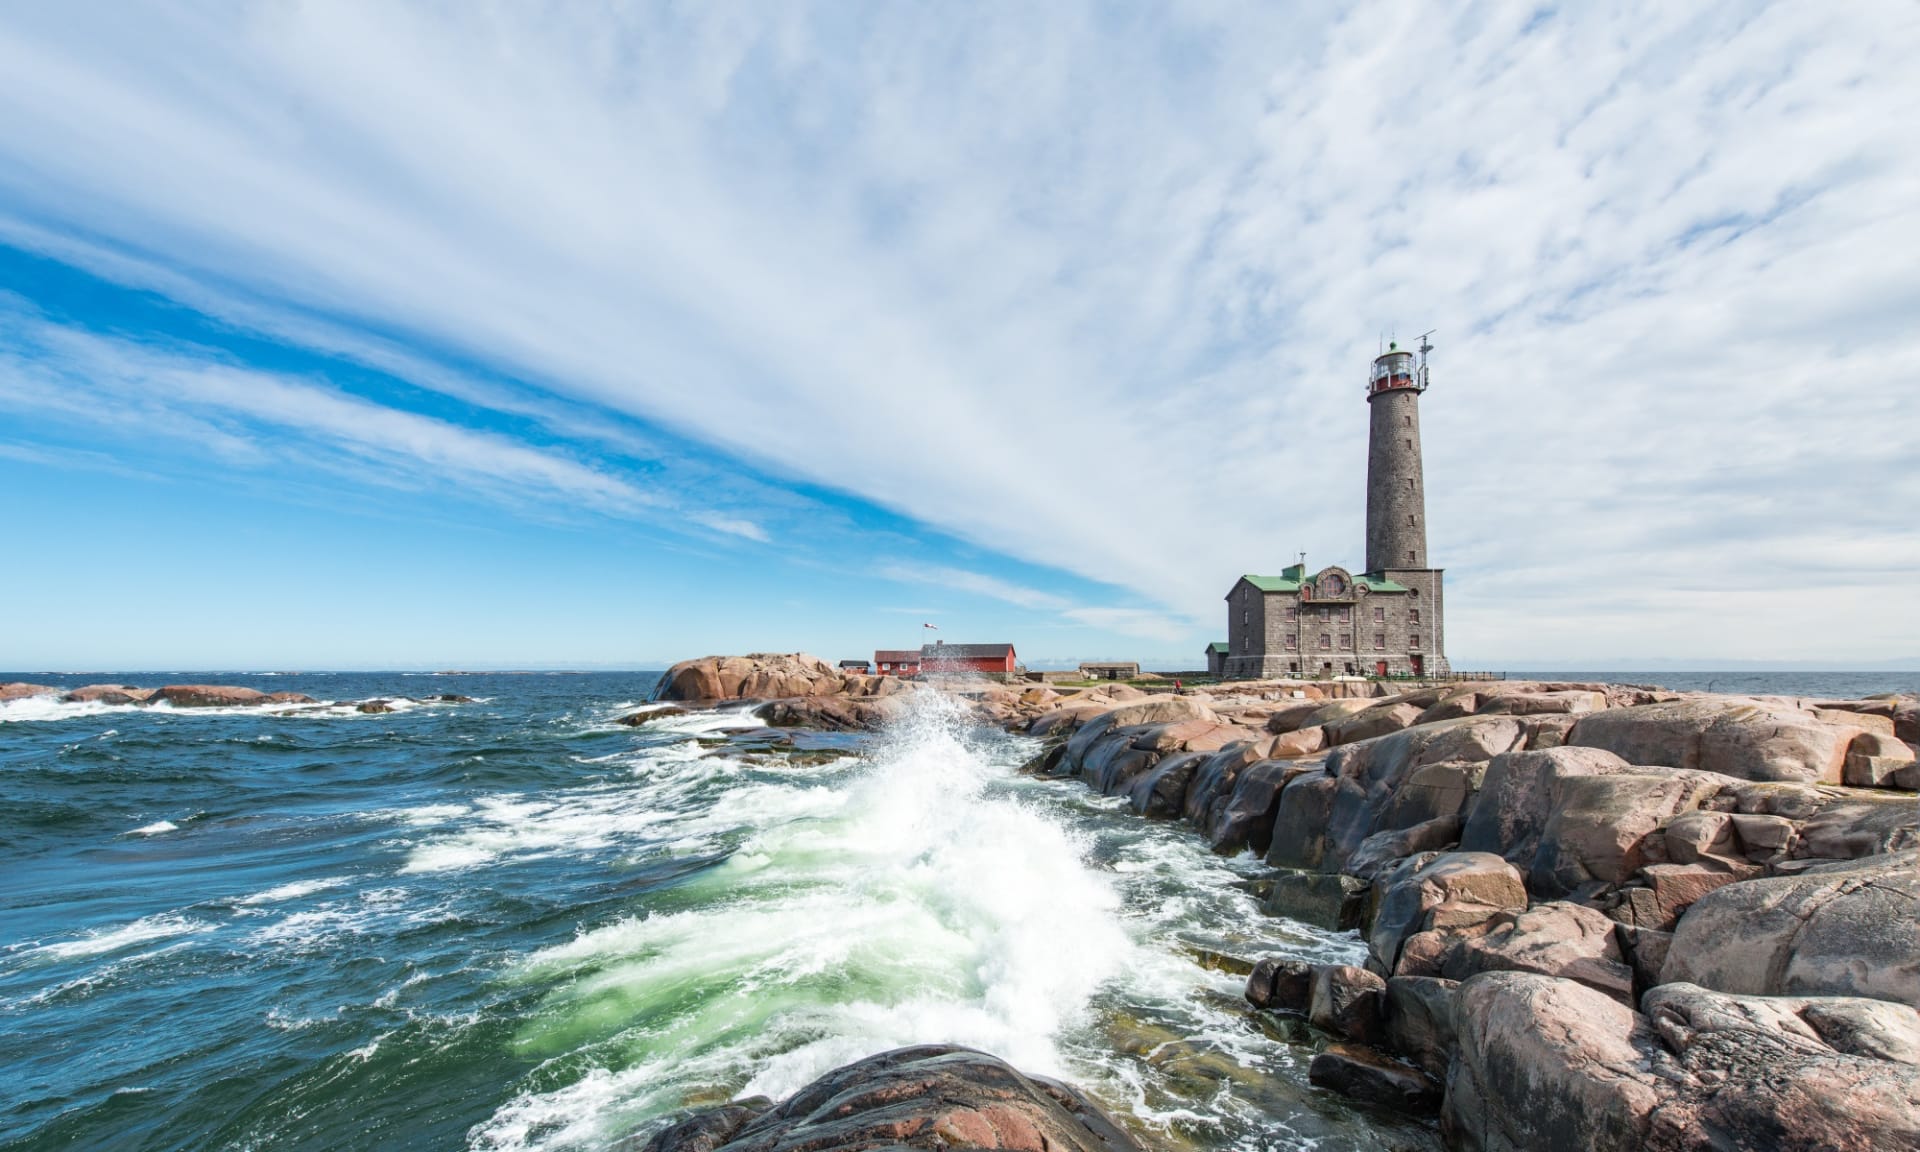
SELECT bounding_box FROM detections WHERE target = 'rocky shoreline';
[650,654,1919,1151]
[0,681,473,713]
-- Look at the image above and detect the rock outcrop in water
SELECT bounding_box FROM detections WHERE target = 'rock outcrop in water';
[0,680,483,713]
[625,1046,1144,1152]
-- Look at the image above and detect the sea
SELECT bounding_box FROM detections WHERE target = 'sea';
[1,668,1911,1152]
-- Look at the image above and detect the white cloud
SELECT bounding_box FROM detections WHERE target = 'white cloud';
[878,564,1069,612]
[689,513,770,543]
[0,2,1914,658]
[1062,608,1197,646]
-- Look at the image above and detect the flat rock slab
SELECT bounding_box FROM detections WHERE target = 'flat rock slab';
[1663,850,1920,1007]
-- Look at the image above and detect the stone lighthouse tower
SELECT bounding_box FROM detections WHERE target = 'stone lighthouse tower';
[1360,333,1447,676]
[1216,336,1448,679]
[1366,336,1429,571]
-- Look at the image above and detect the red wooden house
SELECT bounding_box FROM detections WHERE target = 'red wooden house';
[919,641,1018,677]
[873,650,922,676]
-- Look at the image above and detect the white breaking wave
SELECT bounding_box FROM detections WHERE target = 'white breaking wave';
[0,695,346,723]
[20,912,214,963]
[398,790,686,874]
[128,820,178,836]
[237,876,355,905]
[471,690,1136,1152]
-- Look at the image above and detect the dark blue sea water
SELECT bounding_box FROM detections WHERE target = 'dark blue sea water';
[1518,671,1920,698]
[0,673,1406,1152]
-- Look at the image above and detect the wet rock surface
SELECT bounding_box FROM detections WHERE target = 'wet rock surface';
[628,1046,1145,1152]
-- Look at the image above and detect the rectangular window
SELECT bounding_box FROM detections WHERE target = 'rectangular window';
[1338,607,1350,623]
[1285,635,1296,650]
[1319,634,1331,650]
[1285,607,1296,622]
[1409,609,1421,624]
[1410,634,1422,649]
[1407,550,1416,563]
[1339,633,1351,648]
[1374,633,1386,650]
[1373,606,1385,622]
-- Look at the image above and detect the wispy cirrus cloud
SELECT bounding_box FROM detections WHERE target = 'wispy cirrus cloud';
[0,2,1914,660]
[877,564,1070,612]
[0,301,782,540]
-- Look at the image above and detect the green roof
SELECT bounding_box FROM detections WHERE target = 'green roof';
[1206,641,1229,654]
[1356,575,1413,593]
[1239,573,1301,593]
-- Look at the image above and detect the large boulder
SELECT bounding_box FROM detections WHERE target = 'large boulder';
[1528,771,1728,900]
[756,695,906,732]
[1309,964,1388,1044]
[60,684,156,704]
[1445,972,1667,1151]
[1199,758,1307,854]
[1385,975,1459,1079]
[0,682,58,702]
[1262,870,1369,931]
[1662,850,1920,1007]
[1322,701,1426,745]
[1843,732,1917,788]
[656,654,842,702]
[1637,983,1920,1151]
[1244,957,1314,1014]
[1438,902,1635,1004]
[1308,1042,1441,1112]
[1063,696,1221,772]
[1368,851,1528,975]
[1263,700,1326,735]
[1078,729,1161,796]
[1265,771,1339,871]
[1125,751,1204,819]
[1794,795,1918,861]
[1029,706,1106,739]
[1384,759,1489,830]
[1179,742,1273,830]
[1457,746,1635,868]
[1319,716,1529,875]
[1266,724,1327,758]
[1343,814,1464,882]
[1568,699,1865,784]
[1477,689,1607,716]
[629,1045,1144,1152]
[150,684,289,707]
[1446,972,1920,1152]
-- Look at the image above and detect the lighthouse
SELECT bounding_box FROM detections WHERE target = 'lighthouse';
[1365,335,1430,573]
[1217,336,1449,679]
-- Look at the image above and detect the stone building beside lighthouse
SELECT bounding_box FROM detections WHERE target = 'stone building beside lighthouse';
[1222,338,1451,679]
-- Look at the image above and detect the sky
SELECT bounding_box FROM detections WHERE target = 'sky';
[0,1,1916,671]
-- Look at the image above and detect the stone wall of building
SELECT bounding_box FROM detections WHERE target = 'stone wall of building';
[1222,568,1449,679]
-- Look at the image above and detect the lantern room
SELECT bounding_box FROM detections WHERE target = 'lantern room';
[1368,341,1424,397]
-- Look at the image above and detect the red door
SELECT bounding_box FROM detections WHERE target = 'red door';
[1410,655,1424,676]
[1376,661,1388,677]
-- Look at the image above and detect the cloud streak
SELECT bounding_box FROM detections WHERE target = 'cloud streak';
[0,2,1914,659]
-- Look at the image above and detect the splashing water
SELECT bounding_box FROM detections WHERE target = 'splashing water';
[476,688,1136,1150]
[1,671,1432,1152]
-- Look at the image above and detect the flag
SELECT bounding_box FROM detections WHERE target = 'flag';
[923,622,938,630]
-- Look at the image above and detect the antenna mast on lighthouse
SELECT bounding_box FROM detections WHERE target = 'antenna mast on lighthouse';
[1417,330,1436,390]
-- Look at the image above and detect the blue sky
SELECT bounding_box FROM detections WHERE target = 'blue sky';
[1,2,1916,670]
